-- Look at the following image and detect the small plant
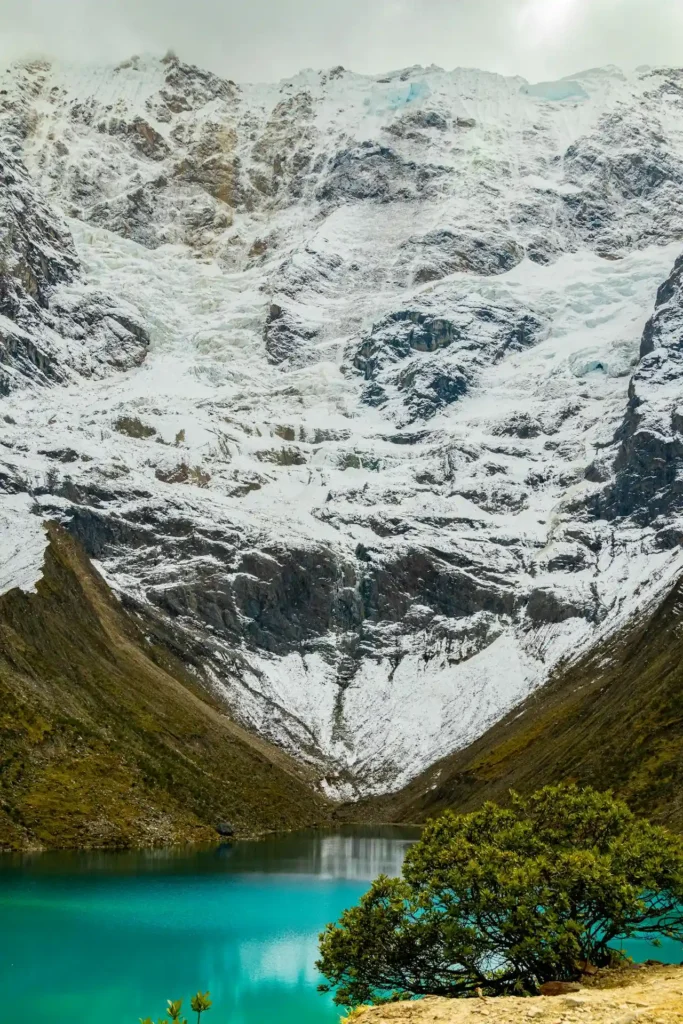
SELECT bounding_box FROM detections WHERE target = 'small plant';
[190,991,212,1023]
[175,429,186,445]
[341,1008,369,1022]
[166,1000,186,1023]
[141,992,211,1024]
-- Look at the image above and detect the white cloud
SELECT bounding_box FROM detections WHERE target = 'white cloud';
[0,0,682,82]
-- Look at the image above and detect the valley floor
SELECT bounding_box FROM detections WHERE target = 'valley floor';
[351,965,683,1024]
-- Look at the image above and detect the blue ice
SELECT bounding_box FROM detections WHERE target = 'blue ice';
[521,80,589,102]
[364,80,431,112]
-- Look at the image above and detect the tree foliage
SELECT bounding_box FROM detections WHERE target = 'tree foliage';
[317,786,683,1006]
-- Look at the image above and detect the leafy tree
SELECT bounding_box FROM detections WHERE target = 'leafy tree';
[190,991,212,1023]
[317,786,683,1007]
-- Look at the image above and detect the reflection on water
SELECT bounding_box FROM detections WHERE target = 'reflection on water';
[3,825,417,881]
[0,827,419,1024]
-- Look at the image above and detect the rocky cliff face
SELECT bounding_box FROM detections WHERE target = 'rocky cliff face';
[0,109,148,390]
[590,253,683,531]
[2,55,683,797]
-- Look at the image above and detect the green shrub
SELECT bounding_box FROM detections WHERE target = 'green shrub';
[317,785,683,1006]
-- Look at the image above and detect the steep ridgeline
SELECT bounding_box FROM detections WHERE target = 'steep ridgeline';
[352,256,683,830]
[2,56,683,802]
[363,554,683,831]
[0,525,329,851]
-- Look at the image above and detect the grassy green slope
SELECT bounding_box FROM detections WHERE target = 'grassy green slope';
[357,573,683,831]
[0,524,330,851]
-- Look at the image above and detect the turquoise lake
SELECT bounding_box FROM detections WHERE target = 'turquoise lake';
[0,827,419,1024]
[1,825,680,1024]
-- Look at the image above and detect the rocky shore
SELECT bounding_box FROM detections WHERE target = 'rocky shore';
[350,965,683,1024]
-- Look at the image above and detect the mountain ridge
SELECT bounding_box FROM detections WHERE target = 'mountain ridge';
[0,523,330,851]
[348,558,683,830]
[2,53,683,803]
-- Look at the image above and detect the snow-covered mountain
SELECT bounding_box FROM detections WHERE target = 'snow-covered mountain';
[3,54,683,797]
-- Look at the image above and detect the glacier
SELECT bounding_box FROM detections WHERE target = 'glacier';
[2,54,683,796]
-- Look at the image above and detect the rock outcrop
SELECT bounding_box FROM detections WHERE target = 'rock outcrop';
[0,135,148,391]
[590,253,683,531]
[352,304,546,422]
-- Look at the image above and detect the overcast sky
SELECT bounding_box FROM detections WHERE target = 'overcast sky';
[1,0,682,83]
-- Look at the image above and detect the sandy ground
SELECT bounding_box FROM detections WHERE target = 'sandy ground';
[352,966,683,1024]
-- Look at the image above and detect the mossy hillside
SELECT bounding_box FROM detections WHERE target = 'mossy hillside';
[356,573,683,830]
[0,525,331,850]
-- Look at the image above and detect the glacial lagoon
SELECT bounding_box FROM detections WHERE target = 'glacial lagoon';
[1,825,680,1024]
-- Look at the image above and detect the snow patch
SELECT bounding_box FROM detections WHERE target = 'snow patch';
[0,496,48,598]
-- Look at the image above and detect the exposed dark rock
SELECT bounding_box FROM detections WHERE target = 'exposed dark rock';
[89,177,232,250]
[103,116,171,161]
[249,91,316,204]
[263,302,318,364]
[493,414,545,439]
[588,251,683,523]
[562,111,683,253]
[400,229,524,284]
[385,109,450,138]
[0,141,78,320]
[316,142,447,206]
[640,253,683,358]
[173,118,241,206]
[38,448,79,463]
[51,291,149,374]
[545,547,588,573]
[352,304,545,422]
[526,586,594,625]
[155,463,211,487]
[61,500,523,667]
[161,55,237,109]
[114,416,157,439]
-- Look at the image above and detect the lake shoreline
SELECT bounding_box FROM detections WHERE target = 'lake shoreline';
[0,819,424,855]
[354,964,683,1024]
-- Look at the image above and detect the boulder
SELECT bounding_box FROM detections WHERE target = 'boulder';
[539,981,582,997]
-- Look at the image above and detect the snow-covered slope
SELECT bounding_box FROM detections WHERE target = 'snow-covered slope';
[3,54,683,796]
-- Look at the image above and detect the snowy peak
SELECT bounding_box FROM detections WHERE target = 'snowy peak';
[2,54,683,797]
[6,55,683,269]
